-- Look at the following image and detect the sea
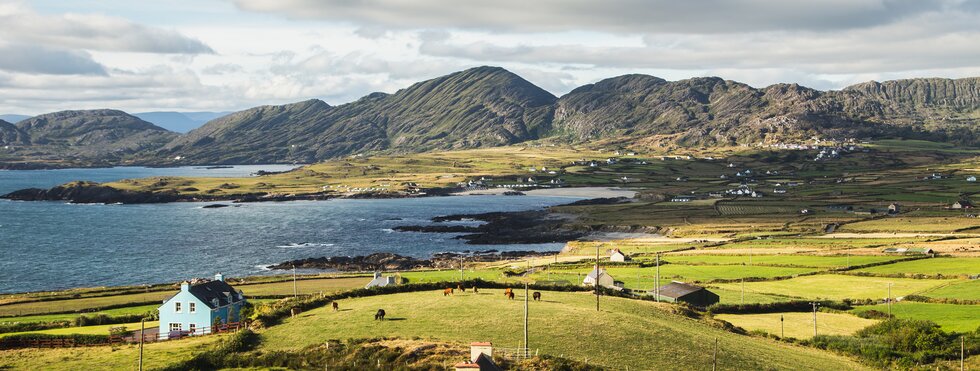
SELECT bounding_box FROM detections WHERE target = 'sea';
[0,166,581,293]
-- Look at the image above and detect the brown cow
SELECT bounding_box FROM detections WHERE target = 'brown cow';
[503,288,513,297]
[444,288,454,296]
[332,302,339,311]
[506,291,515,300]
[533,292,541,301]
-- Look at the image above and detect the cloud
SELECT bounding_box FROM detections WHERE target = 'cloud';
[0,3,213,54]
[0,44,106,75]
[202,63,245,75]
[233,0,955,34]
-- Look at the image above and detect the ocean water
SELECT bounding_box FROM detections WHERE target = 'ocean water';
[0,166,578,293]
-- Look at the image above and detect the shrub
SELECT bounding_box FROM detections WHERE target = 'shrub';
[809,319,980,368]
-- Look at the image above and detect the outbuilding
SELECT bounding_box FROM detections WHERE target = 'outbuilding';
[609,249,631,262]
[650,281,719,308]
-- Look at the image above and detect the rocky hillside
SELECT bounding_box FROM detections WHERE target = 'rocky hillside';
[0,120,28,145]
[1,110,177,168]
[553,75,980,147]
[157,66,556,164]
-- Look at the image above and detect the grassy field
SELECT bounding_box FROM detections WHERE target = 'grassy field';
[851,302,980,333]
[0,304,158,324]
[232,276,371,296]
[662,254,900,268]
[0,322,159,338]
[852,257,980,276]
[841,217,980,233]
[920,280,980,300]
[534,265,818,289]
[0,332,221,370]
[716,312,878,339]
[258,289,868,370]
[713,275,951,301]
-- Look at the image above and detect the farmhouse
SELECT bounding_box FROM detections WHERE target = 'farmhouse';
[365,272,398,288]
[650,282,719,308]
[609,249,631,262]
[882,247,934,255]
[952,200,974,209]
[670,195,695,202]
[968,176,977,182]
[888,203,900,214]
[158,274,246,339]
[583,267,618,289]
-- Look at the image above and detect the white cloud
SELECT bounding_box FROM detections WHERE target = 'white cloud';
[0,44,106,75]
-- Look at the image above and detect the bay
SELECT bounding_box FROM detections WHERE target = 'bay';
[0,166,579,293]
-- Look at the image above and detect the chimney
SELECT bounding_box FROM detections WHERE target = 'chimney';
[215,273,224,282]
[180,281,190,291]
[470,342,492,363]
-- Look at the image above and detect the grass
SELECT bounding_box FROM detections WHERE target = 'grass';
[713,275,951,301]
[0,291,172,317]
[851,302,980,333]
[534,265,818,289]
[0,322,159,338]
[841,217,980,233]
[232,276,371,296]
[0,332,222,370]
[852,257,980,276]
[707,287,798,305]
[662,254,900,268]
[716,312,878,339]
[258,289,868,370]
[920,280,980,300]
[0,305,158,324]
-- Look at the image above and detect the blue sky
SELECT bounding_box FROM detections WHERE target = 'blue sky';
[3,0,980,115]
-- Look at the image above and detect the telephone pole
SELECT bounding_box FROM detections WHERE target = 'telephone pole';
[780,314,784,338]
[712,337,718,371]
[810,302,820,337]
[460,256,464,282]
[887,282,893,316]
[655,252,661,302]
[138,319,145,371]
[524,273,529,358]
[740,278,744,306]
[292,265,298,298]
[595,244,600,311]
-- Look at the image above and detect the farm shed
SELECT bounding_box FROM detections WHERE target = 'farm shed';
[650,282,719,308]
[365,272,398,288]
[610,249,632,262]
[583,268,618,289]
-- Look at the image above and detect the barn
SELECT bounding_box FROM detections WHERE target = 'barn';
[651,282,719,308]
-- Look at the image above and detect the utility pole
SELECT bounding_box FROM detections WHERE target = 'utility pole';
[460,256,464,282]
[962,335,965,371]
[524,267,529,358]
[740,278,744,306]
[887,282,893,316]
[655,252,661,302]
[712,337,718,371]
[846,252,850,268]
[138,319,145,371]
[595,244,600,312]
[292,265,298,298]
[780,314,784,338]
[810,302,820,337]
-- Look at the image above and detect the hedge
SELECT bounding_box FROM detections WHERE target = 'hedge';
[0,333,110,349]
[707,300,852,315]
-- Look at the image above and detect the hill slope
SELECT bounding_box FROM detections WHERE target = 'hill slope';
[157,66,556,164]
[2,110,177,167]
[260,289,869,370]
[0,119,29,145]
[134,111,229,133]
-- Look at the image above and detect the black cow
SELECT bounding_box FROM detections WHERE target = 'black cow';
[375,309,386,321]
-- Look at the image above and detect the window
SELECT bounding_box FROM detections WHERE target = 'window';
[174,302,182,313]
[170,323,181,332]
[189,302,196,313]
[188,324,196,333]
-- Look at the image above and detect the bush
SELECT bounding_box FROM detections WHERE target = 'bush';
[853,309,893,320]
[707,300,851,315]
[0,321,71,334]
[809,319,980,368]
[0,333,110,348]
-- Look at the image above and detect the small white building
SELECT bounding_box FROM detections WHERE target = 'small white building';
[583,267,616,289]
[365,272,398,288]
[968,176,977,182]
[609,249,631,262]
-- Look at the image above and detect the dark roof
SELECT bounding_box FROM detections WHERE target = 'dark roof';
[189,280,244,309]
[655,282,704,299]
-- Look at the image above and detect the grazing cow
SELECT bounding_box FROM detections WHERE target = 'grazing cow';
[472,286,479,293]
[533,292,541,301]
[332,302,339,312]
[444,288,454,296]
[457,284,466,293]
[507,291,515,300]
[503,288,513,297]
[375,309,386,321]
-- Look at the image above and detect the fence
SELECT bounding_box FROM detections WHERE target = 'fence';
[495,347,537,361]
[152,321,243,341]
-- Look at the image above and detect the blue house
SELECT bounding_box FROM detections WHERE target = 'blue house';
[158,273,246,339]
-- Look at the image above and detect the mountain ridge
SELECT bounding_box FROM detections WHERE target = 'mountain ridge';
[2,67,979,168]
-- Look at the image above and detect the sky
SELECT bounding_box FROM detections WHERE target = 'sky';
[3,0,980,115]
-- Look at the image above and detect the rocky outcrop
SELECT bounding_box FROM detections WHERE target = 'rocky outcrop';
[268,250,560,271]
[1,181,179,204]
[396,210,586,245]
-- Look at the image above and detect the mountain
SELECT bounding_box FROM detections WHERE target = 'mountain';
[3,67,980,168]
[0,114,31,123]
[158,66,556,164]
[134,111,230,133]
[2,110,178,167]
[553,75,980,147]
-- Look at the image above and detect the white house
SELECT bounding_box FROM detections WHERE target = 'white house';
[968,176,977,182]
[609,249,631,262]
[365,272,398,288]
[583,267,617,289]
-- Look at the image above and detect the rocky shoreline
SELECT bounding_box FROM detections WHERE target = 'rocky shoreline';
[267,251,559,271]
